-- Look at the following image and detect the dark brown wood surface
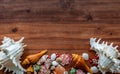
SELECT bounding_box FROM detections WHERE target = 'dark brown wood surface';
[0,0,120,74]
[0,0,120,24]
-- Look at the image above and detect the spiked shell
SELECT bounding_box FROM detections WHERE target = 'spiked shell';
[90,38,120,74]
[72,54,92,74]
[0,37,26,74]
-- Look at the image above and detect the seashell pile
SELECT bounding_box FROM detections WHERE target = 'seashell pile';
[33,53,92,74]
[35,53,70,74]
[57,54,72,66]
[90,38,120,74]
[0,37,119,74]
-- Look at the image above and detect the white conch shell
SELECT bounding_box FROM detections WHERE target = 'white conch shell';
[0,37,26,74]
[90,38,120,74]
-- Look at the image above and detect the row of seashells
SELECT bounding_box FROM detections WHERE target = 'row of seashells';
[22,50,99,74]
[36,53,71,74]
[0,37,93,74]
[0,37,119,74]
[22,51,85,74]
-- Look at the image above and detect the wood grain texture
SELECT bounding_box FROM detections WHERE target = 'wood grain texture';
[0,23,120,74]
[0,0,120,23]
[0,0,120,74]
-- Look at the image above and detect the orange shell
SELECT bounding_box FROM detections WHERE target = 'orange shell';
[54,65,65,74]
[26,65,34,74]
[22,49,48,66]
[72,54,92,74]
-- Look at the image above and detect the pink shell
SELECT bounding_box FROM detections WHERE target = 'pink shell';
[76,69,85,74]
[38,65,46,74]
[59,54,72,66]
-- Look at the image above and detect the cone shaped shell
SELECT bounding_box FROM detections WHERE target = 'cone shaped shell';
[27,65,34,74]
[72,54,92,74]
[22,49,48,66]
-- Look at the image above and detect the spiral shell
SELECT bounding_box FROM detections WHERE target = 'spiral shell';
[90,38,120,74]
[22,49,48,66]
[0,37,26,74]
[72,54,92,74]
[26,65,34,73]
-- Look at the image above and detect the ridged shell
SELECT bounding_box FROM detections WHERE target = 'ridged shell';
[72,54,92,74]
[90,38,120,74]
[22,49,48,66]
[0,37,26,74]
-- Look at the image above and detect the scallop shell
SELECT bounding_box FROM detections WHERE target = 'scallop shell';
[0,37,26,74]
[90,38,120,74]
[38,65,51,74]
[58,54,72,66]
[38,65,46,74]
[76,69,85,74]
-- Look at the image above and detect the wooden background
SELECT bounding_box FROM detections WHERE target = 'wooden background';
[0,0,120,74]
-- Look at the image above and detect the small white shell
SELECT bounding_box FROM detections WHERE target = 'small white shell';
[37,55,48,65]
[51,53,57,60]
[45,59,52,69]
[50,66,55,70]
[42,55,48,61]
[64,71,68,74]
[91,66,99,73]
[52,61,58,66]
[87,72,90,74]
[82,53,89,60]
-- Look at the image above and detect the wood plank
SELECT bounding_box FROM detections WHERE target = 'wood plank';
[0,23,119,74]
[0,0,119,23]
[0,23,119,50]
[0,0,120,74]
